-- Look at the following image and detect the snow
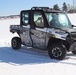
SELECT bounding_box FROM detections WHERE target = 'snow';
[0,14,76,75]
[67,14,76,26]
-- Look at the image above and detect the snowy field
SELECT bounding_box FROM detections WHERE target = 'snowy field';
[0,14,76,75]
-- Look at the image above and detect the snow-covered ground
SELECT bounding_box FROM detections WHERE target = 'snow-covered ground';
[67,14,76,26]
[0,14,76,75]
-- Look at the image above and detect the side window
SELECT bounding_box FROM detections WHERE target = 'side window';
[34,12,44,27]
[21,12,29,25]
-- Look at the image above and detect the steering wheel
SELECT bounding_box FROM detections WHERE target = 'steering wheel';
[62,23,67,26]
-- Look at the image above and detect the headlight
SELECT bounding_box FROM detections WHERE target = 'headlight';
[51,34,56,38]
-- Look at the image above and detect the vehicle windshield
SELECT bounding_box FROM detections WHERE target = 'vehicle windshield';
[45,12,72,29]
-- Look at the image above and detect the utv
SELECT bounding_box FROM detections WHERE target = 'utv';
[10,7,76,60]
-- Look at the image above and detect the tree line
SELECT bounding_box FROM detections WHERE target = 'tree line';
[53,2,76,13]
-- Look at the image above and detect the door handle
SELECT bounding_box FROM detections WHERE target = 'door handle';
[30,32,34,35]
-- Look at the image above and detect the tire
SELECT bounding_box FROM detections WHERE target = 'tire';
[72,51,76,54]
[48,43,67,60]
[11,37,21,50]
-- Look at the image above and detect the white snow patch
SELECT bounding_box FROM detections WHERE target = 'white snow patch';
[67,14,76,26]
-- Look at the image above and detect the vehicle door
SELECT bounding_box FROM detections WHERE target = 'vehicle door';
[20,11,32,46]
[31,11,47,49]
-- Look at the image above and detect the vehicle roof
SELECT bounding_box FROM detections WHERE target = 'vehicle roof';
[21,7,64,13]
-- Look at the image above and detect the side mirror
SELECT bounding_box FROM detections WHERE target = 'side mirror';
[72,25,76,28]
[72,25,74,27]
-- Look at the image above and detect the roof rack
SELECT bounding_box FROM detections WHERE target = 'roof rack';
[31,7,50,10]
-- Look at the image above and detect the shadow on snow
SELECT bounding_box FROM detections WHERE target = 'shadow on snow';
[0,46,76,66]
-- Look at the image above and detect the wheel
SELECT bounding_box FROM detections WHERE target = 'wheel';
[11,37,21,50]
[48,43,67,60]
[72,51,76,54]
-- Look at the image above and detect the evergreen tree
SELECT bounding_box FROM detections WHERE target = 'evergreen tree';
[62,2,67,12]
[53,4,60,10]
